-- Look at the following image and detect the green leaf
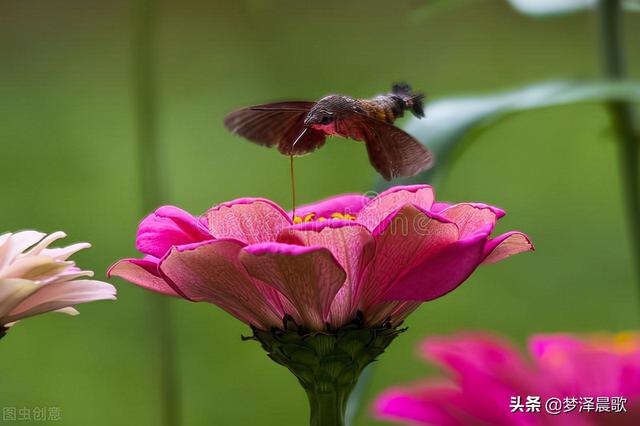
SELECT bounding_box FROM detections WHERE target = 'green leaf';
[345,364,375,426]
[626,0,640,11]
[381,80,640,188]
[411,0,639,21]
[507,0,639,16]
[507,0,595,16]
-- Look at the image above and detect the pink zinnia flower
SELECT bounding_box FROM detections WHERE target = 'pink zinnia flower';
[374,332,640,425]
[0,230,116,337]
[109,184,532,425]
[109,184,532,330]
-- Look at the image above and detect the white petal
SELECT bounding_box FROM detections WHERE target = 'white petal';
[53,306,80,316]
[5,279,116,323]
[0,278,41,323]
[0,231,46,270]
[25,231,67,255]
[0,233,11,247]
[0,234,13,271]
[40,268,93,285]
[0,256,68,280]
[40,242,91,261]
[8,231,47,254]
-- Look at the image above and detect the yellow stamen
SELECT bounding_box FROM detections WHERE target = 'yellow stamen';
[292,211,357,224]
[330,212,357,220]
[591,332,639,354]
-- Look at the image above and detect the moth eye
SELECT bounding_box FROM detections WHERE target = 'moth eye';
[320,116,333,125]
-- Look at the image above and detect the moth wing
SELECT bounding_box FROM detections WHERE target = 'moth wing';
[224,101,326,155]
[348,112,433,180]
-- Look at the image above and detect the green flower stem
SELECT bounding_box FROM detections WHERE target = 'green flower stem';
[306,388,350,426]
[133,0,180,425]
[597,0,640,304]
[247,318,405,426]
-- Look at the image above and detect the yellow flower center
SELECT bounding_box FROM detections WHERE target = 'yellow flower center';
[293,212,357,224]
[590,331,639,354]
[544,332,639,367]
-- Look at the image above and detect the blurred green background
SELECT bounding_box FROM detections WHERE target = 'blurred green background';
[1,1,640,425]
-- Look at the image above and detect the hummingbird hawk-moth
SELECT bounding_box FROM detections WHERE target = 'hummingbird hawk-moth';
[223,83,433,180]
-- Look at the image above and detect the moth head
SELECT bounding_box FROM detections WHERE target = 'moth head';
[304,110,335,126]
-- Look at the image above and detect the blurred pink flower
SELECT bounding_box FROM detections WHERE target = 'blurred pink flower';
[0,231,116,335]
[109,185,532,330]
[374,332,640,426]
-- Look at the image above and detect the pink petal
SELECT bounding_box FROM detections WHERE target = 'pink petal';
[528,334,635,397]
[482,232,534,264]
[239,242,346,330]
[359,204,458,318]
[364,300,423,328]
[357,185,435,231]
[108,258,180,297]
[382,231,488,301]
[374,387,463,426]
[136,206,212,258]
[439,203,505,238]
[5,279,116,323]
[205,198,292,244]
[422,333,528,376]
[430,202,451,212]
[159,239,283,329]
[278,221,375,327]
[421,334,543,425]
[529,334,584,360]
[291,193,370,219]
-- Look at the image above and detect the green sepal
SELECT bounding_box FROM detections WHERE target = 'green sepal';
[244,315,406,426]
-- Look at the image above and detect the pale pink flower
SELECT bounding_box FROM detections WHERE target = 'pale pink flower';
[0,230,116,335]
[375,332,640,425]
[109,185,532,331]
